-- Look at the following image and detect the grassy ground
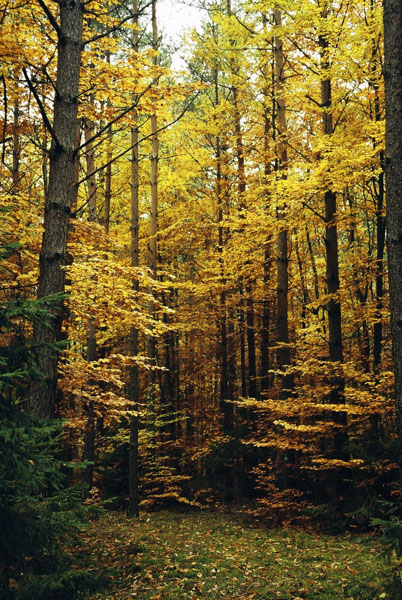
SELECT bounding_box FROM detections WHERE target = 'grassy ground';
[84,509,398,600]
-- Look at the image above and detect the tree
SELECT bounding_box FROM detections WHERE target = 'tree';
[28,0,84,418]
[146,0,159,407]
[318,0,348,460]
[383,0,402,473]
[128,0,141,518]
[0,242,104,598]
[274,6,293,396]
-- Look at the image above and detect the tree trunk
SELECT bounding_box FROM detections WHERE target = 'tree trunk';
[29,0,83,419]
[83,114,99,223]
[128,0,140,518]
[295,234,309,327]
[214,68,231,413]
[227,0,257,400]
[373,166,385,371]
[260,242,271,394]
[12,96,20,191]
[146,0,159,419]
[370,0,385,371]
[383,0,402,472]
[260,18,272,395]
[238,298,247,398]
[82,104,100,497]
[82,322,96,497]
[104,52,112,234]
[274,8,292,395]
[246,294,258,398]
[319,5,348,460]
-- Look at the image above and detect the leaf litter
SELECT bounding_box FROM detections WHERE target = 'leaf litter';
[84,510,396,600]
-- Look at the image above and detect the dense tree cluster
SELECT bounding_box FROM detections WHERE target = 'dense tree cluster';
[1,0,402,594]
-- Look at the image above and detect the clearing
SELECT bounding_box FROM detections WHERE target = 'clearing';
[85,509,396,600]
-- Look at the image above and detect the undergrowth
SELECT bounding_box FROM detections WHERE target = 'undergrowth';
[85,509,398,600]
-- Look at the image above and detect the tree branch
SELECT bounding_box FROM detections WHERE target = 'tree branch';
[74,91,200,194]
[76,75,161,154]
[37,0,62,37]
[234,13,256,35]
[83,3,152,46]
[22,68,59,147]
[302,201,325,221]
[305,94,324,108]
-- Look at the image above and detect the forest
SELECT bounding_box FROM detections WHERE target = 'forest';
[1,0,402,598]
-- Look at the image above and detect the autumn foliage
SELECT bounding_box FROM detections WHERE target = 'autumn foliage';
[0,0,400,564]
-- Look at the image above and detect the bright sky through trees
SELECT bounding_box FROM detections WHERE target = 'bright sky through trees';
[158,0,205,67]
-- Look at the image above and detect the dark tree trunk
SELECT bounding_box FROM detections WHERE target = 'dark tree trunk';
[274,8,292,395]
[226,0,257,401]
[82,111,99,496]
[238,296,247,398]
[104,52,112,234]
[373,171,385,370]
[370,1,385,371]
[12,97,20,190]
[29,0,83,418]
[246,293,258,398]
[82,322,96,497]
[319,10,348,460]
[295,235,309,327]
[83,113,98,223]
[383,0,402,472]
[215,70,230,409]
[260,26,272,395]
[128,0,140,518]
[260,242,271,394]
[146,0,158,398]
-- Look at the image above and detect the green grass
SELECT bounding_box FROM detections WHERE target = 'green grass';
[85,509,399,600]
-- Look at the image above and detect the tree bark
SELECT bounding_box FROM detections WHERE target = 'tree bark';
[146,0,159,419]
[128,0,140,518]
[383,0,402,472]
[29,0,83,418]
[214,67,231,413]
[83,114,99,223]
[319,4,348,460]
[370,0,385,371]
[227,0,257,399]
[12,96,20,190]
[82,322,96,497]
[104,52,112,234]
[274,8,292,395]
[238,298,247,398]
[260,15,272,395]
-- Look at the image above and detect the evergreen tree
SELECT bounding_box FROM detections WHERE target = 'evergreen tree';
[0,243,106,599]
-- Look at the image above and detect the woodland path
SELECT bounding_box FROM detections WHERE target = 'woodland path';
[86,509,393,600]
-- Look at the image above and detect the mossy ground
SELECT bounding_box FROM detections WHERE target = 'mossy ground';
[84,509,399,600]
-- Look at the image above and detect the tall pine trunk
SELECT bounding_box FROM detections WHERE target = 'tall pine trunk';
[319,3,348,460]
[82,323,96,497]
[104,52,112,234]
[260,14,273,395]
[128,0,140,517]
[370,0,385,371]
[12,96,20,191]
[82,111,99,496]
[227,0,257,400]
[147,0,159,419]
[383,0,402,473]
[274,8,292,395]
[29,0,83,418]
[83,112,98,223]
[214,67,232,422]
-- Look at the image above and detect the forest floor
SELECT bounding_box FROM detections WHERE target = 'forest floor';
[84,509,397,600]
